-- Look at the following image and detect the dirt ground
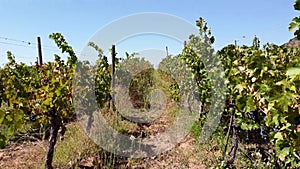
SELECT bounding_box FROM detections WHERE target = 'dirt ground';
[0,132,221,169]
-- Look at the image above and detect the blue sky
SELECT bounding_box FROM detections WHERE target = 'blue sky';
[0,0,298,66]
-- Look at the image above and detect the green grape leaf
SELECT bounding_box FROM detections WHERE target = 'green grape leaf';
[274,132,284,140]
[6,115,12,122]
[277,147,291,160]
[0,134,7,149]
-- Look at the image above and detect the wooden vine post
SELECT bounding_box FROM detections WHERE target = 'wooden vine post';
[111,45,116,111]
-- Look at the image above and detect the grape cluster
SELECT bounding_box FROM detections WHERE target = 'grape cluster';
[248,110,258,121]
[50,108,56,117]
[30,114,37,122]
[294,116,300,132]
[244,110,269,143]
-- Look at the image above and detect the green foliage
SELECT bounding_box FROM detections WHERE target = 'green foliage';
[2,14,300,167]
[0,33,82,169]
[158,55,183,102]
[295,0,300,10]
[92,42,112,108]
[190,121,202,142]
[290,0,300,39]
[129,68,154,109]
[171,16,300,167]
[179,18,227,146]
[116,55,154,109]
[116,55,153,86]
[0,52,41,147]
[49,33,77,65]
[217,41,300,167]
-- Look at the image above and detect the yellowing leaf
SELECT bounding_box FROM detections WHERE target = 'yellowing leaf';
[6,115,12,122]
[274,132,283,140]
[277,147,290,160]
